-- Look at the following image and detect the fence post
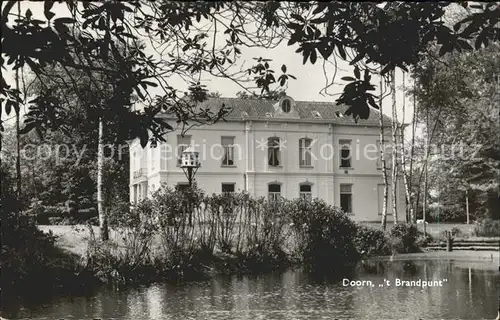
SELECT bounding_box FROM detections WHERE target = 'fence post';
[446,230,453,252]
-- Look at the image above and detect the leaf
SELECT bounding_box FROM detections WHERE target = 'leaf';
[5,100,13,115]
[19,122,36,134]
[25,9,33,20]
[341,76,356,81]
[281,64,287,73]
[337,45,347,60]
[354,66,360,79]
[474,34,484,50]
[309,49,317,64]
[349,52,364,65]
[457,39,473,51]
[44,2,55,21]
[380,64,393,75]
[141,80,158,87]
[139,130,149,148]
[55,17,77,24]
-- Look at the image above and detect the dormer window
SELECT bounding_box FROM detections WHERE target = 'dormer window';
[281,99,291,113]
[311,110,322,118]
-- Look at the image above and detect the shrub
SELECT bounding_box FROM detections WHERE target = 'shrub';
[84,199,157,284]
[1,202,85,301]
[416,231,433,247]
[389,223,420,253]
[473,218,500,237]
[354,225,391,257]
[232,197,292,271]
[288,199,358,271]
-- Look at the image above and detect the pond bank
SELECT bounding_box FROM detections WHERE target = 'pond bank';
[371,251,499,271]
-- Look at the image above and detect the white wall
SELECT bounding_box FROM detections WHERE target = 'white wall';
[129,118,406,222]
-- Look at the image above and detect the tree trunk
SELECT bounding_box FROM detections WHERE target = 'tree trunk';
[390,70,399,223]
[409,80,418,224]
[15,74,21,198]
[465,189,470,224]
[379,73,389,230]
[422,108,430,235]
[399,71,414,223]
[15,2,21,198]
[98,118,109,241]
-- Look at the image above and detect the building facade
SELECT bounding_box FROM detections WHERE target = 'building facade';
[129,96,405,222]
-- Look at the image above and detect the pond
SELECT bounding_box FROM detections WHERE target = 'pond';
[5,258,499,320]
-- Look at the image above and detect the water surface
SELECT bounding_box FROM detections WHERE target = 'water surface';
[7,258,499,320]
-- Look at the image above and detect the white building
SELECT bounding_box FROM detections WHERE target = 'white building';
[129,96,405,222]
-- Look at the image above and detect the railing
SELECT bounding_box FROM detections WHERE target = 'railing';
[133,168,146,179]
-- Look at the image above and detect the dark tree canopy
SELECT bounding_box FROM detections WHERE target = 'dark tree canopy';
[2,1,499,146]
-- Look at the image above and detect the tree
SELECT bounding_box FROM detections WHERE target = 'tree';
[390,70,399,223]
[378,70,389,230]
[411,43,500,222]
[2,1,499,148]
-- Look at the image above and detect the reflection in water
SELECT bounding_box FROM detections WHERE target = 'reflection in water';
[6,259,499,320]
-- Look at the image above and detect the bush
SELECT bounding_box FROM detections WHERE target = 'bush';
[84,199,157,284]
[416,231,433,247]
[354,225,391,257]
[288,199,358,272]
[473,218,500,237]
[1,202,86,301]
[389,223,420,253]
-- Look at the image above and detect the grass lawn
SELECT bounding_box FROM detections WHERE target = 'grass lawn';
[39,225,97,256]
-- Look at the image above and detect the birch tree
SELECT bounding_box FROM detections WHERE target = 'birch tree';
[390,70,399,223]
[399,72,414,223]
[379,73,389,230]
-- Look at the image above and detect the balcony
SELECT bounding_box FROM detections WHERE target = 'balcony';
[132,168,147,181]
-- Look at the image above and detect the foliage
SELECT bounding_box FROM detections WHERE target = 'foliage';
[288,198,358,271]
[84,200,157,284]
[0,164,89,303]
[0,60,131,218]
[354,225,392,257]
[415,231,434,248]
[410,43,500,222]
[2,1,499,141]
[85,189,400,283]
[473,218,500,237]
[389,223,420,253]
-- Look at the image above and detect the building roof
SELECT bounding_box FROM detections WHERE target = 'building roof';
[162,97,394,127]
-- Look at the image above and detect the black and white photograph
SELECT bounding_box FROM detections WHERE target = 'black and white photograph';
[1,1,499,319]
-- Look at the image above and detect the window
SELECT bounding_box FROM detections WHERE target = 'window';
[221,183,235,194]
[340,184,352,214]
[311,110,322,118]
[281,99,291,113]
[299,138,313,167]
[299,184,312,201]
[221,136,235,166]
[339,139,352,168]
[177,135,192,166]
[268,137,281,166]
[268,183,281,201]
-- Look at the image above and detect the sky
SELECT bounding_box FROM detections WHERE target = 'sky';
[2,1,416,130]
